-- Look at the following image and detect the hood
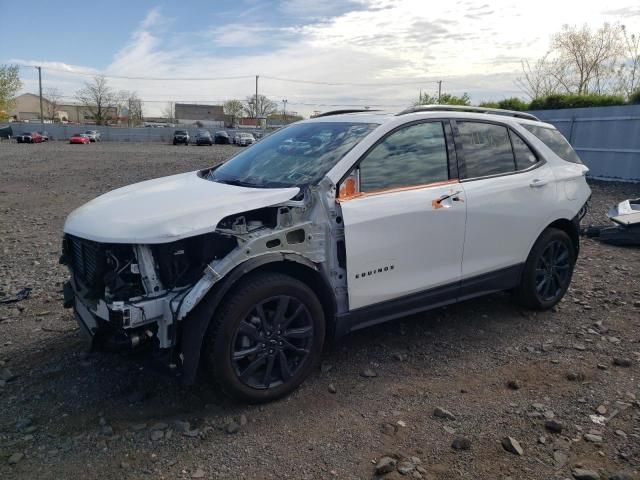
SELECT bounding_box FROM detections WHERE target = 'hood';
[64,171,300,244]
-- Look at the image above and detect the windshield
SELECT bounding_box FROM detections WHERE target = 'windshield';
[175,130,187,135]
[208,122,377,188]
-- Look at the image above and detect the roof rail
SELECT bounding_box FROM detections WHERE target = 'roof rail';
[313,109,381,118]
[396,105,540,121]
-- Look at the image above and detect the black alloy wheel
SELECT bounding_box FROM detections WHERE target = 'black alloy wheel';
[231,295,314,390]
[534,240,571,302]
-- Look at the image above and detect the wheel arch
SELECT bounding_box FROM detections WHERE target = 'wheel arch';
[179,253,336,385]
[545,217,580,255]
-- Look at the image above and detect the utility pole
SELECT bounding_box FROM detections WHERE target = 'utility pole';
[36,66,44,126]
[255,75,259,118]
[282,99,287,123]
[437,80,442,103]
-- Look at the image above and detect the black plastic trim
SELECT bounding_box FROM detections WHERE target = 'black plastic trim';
[335,263,523,336]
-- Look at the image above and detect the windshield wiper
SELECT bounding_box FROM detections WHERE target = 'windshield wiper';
[212,177,260,188]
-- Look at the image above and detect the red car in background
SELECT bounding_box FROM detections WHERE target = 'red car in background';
[16,131,43,143]
[69,133,91,144]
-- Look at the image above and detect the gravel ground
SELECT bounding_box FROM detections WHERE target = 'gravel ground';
[0,141,639,480]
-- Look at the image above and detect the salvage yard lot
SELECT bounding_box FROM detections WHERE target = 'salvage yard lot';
[0,141,639,480]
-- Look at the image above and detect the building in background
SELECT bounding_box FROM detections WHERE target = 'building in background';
[10,93,118,124]
[175,103,225,126]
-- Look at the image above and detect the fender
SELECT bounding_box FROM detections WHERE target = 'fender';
[179,252,328,384]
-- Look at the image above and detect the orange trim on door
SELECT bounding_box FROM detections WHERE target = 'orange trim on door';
[337,179,459,202]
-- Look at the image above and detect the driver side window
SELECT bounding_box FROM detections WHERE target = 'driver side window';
[359,122,449,192]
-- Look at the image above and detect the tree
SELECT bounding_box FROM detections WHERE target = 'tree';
[43,87,63,122]
[244,94,277,118]
[162,102,175,123]
[617,25,640,98]
[478,97,529,111]
[223,99,244,126]
[0,64,22,121]
[415,91,470,106]
[120,91,144,126]
[516,54,565,99]
[75,75,119,125]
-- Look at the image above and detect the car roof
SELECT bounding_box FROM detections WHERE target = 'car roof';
[301,109,555,129]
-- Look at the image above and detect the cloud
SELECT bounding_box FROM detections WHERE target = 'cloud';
[11,0,640,117]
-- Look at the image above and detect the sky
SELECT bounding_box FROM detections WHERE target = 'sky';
[2,0,640,117]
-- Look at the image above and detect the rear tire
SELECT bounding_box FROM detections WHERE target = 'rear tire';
[514,228,575,310]
[204,272,325,403]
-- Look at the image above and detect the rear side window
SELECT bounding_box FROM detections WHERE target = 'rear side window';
[457,122,515,178]
[509,132,539,170]
[522,125,582,164]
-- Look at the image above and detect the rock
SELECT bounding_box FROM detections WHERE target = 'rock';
[150,430,164,441]
[451,437,471,450]
[328,383,337,394]
[501,436,524,455]
[595,405,607,415]
[583,433,602,443]
[553,450,568,467]
[8,452,24,465]
[612,357,632,367]
[574,343,586,351]
[375,456,397,475]
[15,417,33,432]
[433,407,456,420]
[149,422,168,431]
[545,419,563,434]
[506,380,521,390]
[320,362,333,374]
[0,368,17,382]
[360,368,378,378]
[239,414,248,426]
[609,473,633,480]
[174,420,191,433]
[566,372,585,382]
[120,461,130,469]
[192,468,206,478]
[393,352,408,362]
[381,423,396,436]
[614,430,627,439]
[397,460,415,474]
[597,364,608,370]
[572,468,600,480]
[225,420,240,434]
[443,426,456,434]
[101,425,114,436]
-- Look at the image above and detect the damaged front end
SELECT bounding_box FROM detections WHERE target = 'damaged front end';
[60,231,236,354]
[60,183,344,379]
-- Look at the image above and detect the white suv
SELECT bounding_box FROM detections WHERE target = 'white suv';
[61,106,590,402]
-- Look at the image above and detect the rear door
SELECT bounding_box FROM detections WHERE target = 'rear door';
[339,121,467,310]
[453,120,557,282]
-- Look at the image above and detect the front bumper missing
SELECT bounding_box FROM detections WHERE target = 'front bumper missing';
[74,295,99,340]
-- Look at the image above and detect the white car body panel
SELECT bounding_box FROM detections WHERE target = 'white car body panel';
[63,171,299,244]
[340,183,466,310]
[459,163,557,279]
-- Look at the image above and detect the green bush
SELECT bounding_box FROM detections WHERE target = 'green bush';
[478,98,529,111]
[529,94,626,110]
[629,89,640,105]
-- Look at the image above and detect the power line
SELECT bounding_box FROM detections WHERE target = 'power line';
[261,75,443,87]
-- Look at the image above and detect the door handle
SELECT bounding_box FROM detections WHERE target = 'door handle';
[529,178,548,188]
[433,190,463,209]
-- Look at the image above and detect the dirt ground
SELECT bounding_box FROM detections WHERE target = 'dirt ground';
[0,141,639,480]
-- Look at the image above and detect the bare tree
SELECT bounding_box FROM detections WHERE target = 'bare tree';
[43,87,63,121]
[516,54,565,99]
[244,94,277,118]
[162,102,175,123]
[223,99,244,126]
[119,90,144,127]
[75,76,119,125]
[551,23,623,95]
[617,25,640,97]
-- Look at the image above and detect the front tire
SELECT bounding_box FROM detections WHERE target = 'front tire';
[204,272,325,403]
[514,228,575,310]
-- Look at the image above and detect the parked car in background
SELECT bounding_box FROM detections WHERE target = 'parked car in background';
[69,133,91,144]
[195,130,213,146]
[37,131,49,141]
[173,130,190,145]
[84,130,101,142]
[16,132,43,143]
[0,125,14,140]
[214,131,231,144]
[234,132,255,146]
[59,106,591,403]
